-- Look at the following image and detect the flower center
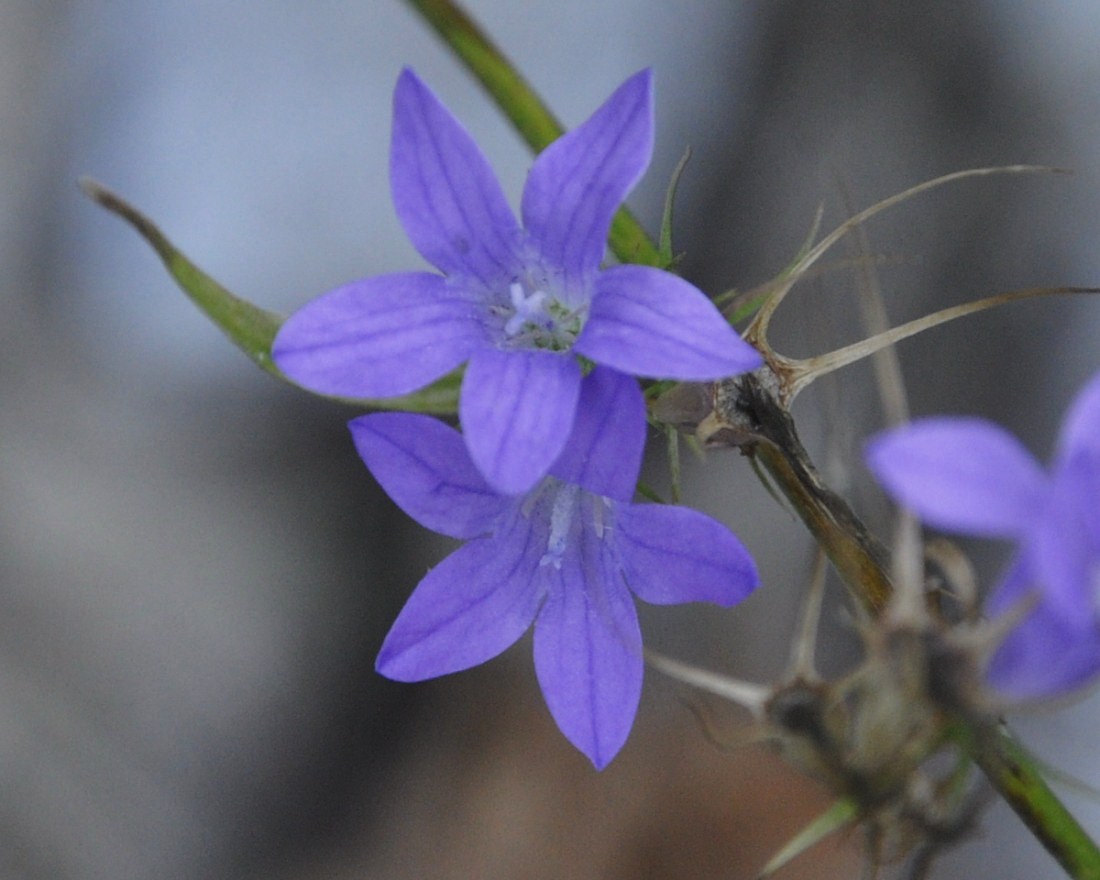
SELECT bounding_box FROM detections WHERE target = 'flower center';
[494,280,586,352]
[518,481,615,572]
[540,483,580,570]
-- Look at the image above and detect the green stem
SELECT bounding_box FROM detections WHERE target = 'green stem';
[974,726,1100,880]
[402,0,662,267]
[707,373,893,615]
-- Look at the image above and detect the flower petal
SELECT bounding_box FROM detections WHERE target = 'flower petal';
[1029,451,1100,617]
[376,520,544,681]
[460,347,582,494]
[864,418,1048,537]
[985,556,1100,699]
[391,68,521,285]
[615,504,759,606]
[533,530,642,769]
[551,366,645,500]
[349,412,505,539]
[522,70,653,287]
[574,265,762,379]
[1058,370,1100,463]
[273,272,483,398]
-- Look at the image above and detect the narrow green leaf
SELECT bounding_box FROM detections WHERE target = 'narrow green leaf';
[726,287,767,325]
[657,147,692,270]
[634,482,666,504]
[346,369,462,415]
[79,178,460,414]
[758,798,858,878]
[80,177,283,377]
[664,423,682,504]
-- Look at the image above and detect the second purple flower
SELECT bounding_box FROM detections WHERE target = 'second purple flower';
[355,367,760,768]
[273,68,761,493]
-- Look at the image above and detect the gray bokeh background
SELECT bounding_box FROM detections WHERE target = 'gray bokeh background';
[4,2,1100,877]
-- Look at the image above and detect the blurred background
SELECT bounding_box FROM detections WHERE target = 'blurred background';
[3,1,1100,877]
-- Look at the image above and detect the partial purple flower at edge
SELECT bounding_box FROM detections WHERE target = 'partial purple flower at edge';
[273,68,762,495]
[352,367,759,769]
[864,371,1100,698]
[983,550,1100,699]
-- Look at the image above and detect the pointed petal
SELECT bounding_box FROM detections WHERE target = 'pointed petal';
[616,504,759,606]
[376,520,544,681]
[551,366,645,499]
[1058,370,1100,462]
[574,265,763,379]
[1030,452,1100,616]
[460,347,582,494]
[988,609,1100,699]
[985,557,1100,699]
[864,418,1048,537]
[273,272,483,398]
[349,413,505,539]
[533,531,642,769]
[522,70,653,286]
[391,68,521,285]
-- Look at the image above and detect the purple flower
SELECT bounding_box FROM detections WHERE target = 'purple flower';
[982,550,1100,698]
[273,68,761,494]
[352,367,759,768]
[865,372,1100,698]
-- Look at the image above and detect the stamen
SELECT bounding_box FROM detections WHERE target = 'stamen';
[497,276,591,352]
[592,497,610,539]
[540,485,578,569]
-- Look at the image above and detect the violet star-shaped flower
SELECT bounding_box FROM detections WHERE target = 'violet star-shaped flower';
[865,371,1100,698]
[352,366,759,768]
[273,68,761,494]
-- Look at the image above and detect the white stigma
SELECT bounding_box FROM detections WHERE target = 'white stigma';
[504,281,548,337]
[540,484,579,569]
[592,497,609,539]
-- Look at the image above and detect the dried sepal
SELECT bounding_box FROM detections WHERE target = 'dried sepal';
[783,285,1100,403]
[650,545,1005,877]
[742,165,1061,357]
